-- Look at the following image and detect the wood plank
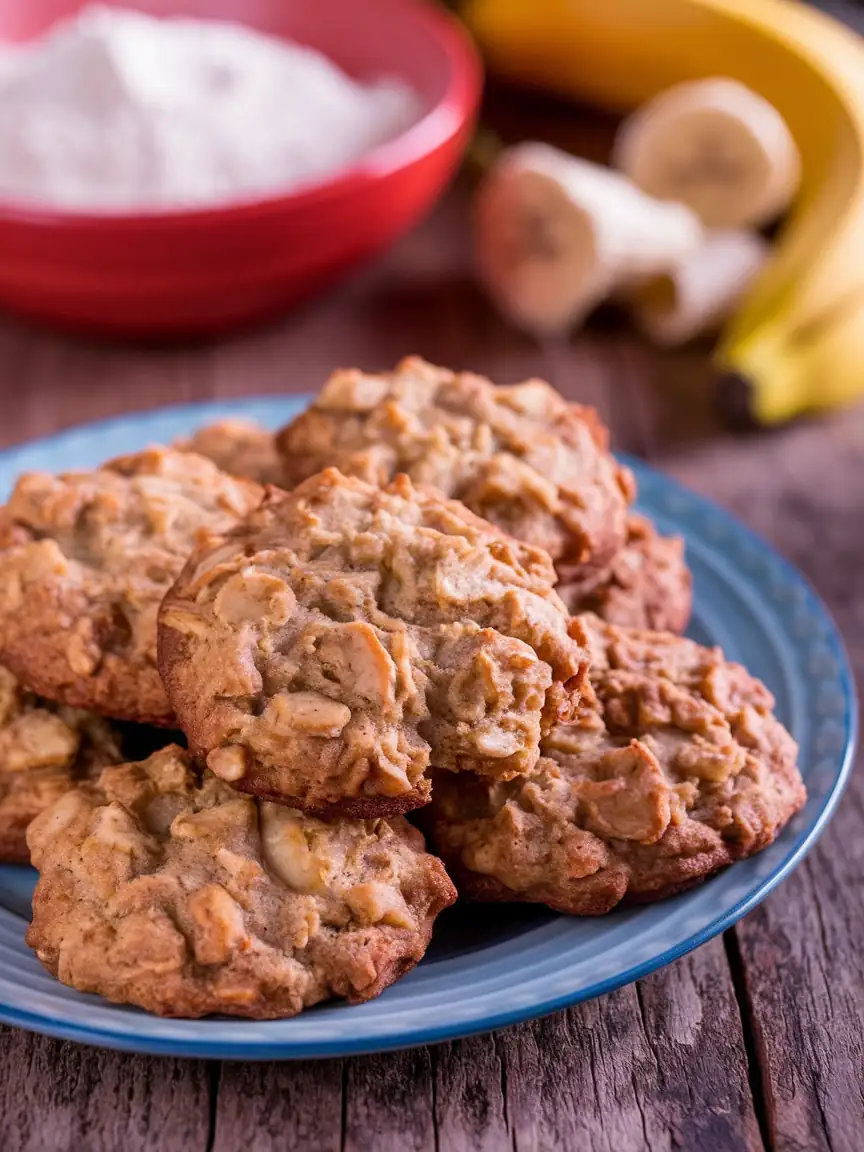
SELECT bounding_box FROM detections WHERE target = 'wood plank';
[633,940,765,1152]
[0,1026,210,1152]
[735,862,864,1152]
[213,1058,343,1152]
[343,1048,436,1152]
[668,406,864,1151]
[434,1033,511,1152]
[501,939,762,1152]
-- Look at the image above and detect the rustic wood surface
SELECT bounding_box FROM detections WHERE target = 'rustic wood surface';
[0,148,862,1150]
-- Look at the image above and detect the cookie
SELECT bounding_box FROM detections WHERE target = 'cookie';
[427,614,805,915]
[26,745,456,1019]
[0,448,263,725]
[559,515,692,633]
[0,666,122,863]
[158,468,587,817]
[175,420,288,488]
[276,357,635,588]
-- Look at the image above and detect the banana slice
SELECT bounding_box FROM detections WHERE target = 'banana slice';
[475,142,703,335]
[613,78,800,229]
[627,229,769,346]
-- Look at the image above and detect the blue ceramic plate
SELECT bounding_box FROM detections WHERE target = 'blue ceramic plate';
[0,398,856,1059]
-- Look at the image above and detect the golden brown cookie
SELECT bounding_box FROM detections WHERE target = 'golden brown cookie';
[175,420,288,488]
[427,614,805,915]
[26,745,456,1019]
[276,357,635,588]
[559,515,692,633]
[0,666,122,863]
[158,468,587,817]
[0,448,263,725]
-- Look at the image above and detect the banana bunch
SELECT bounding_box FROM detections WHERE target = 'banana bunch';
[463,0,864,424]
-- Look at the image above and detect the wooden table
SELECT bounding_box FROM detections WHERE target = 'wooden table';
[0,170,862,1152]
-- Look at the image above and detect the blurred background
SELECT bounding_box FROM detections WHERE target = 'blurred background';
[0,0,863,477]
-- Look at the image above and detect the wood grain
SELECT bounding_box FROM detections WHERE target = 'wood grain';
[434,1033,510,1152]
[213,1059,343,1152]
[500,940,762,1152]
[0,1026,210,1152]
[343,1048,436,1152]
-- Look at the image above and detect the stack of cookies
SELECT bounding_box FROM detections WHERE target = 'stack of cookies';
[0,358,806,1019]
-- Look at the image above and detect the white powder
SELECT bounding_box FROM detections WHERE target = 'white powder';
[0,6,421,211]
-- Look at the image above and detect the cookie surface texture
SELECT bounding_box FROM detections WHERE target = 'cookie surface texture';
[0,449,263,724]
[277,357,634,587]
[26,745,456,1019]
[175,420,288,488]
[559,514,692,633]
[428,614,806,915]
[0,667,123,863]
[159,469,587,816]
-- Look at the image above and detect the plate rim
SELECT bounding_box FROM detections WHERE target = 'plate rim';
[0,396,856,1060]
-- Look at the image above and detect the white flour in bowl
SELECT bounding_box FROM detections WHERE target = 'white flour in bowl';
[0,5,422,211]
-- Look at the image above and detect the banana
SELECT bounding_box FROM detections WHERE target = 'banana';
[718,295,864,424]
[628,229,768,347]
[612,78,800,228]
[463,0,864,421]
[475,142,703,334]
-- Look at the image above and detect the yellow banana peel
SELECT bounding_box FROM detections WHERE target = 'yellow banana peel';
[463,0,864,422]
[717,294,864,424]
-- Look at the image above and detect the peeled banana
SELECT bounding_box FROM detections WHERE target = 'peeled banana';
[463,0,864,422]
[612,78,800,229]
[476,143,703,334]
[627,230,769,347]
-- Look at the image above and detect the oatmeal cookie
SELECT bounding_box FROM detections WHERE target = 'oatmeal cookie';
[428,614,805,914]
[26,745,456,1019]
[559,515,692,633]
[158,468,587,817]
[0,666,122,863]
[276,357,634,587]
[175,420,287,488]
[0,449,263,724]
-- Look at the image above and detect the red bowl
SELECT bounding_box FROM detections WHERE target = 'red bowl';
[0,0,481,336]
